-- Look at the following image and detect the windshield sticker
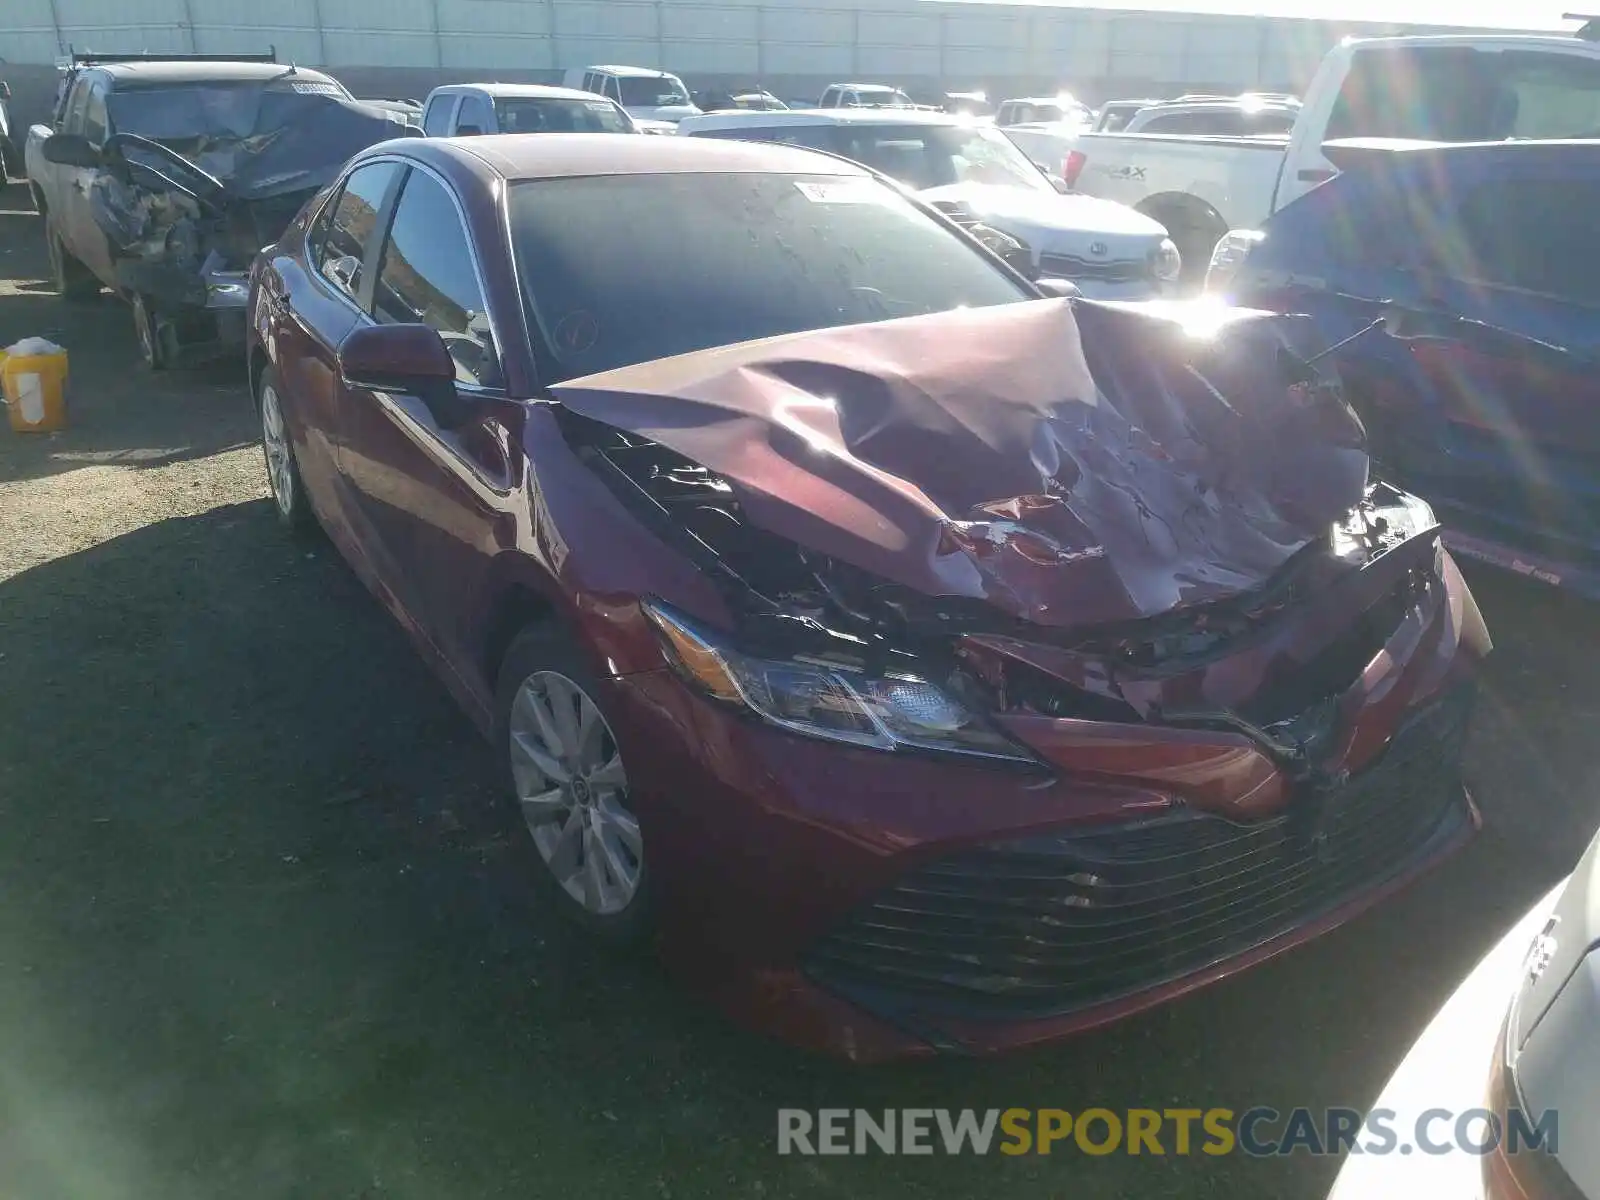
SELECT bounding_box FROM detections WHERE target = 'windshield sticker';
[795,180,882,204]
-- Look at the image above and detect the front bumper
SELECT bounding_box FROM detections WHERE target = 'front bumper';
[601,541,1488,1060]
[1032,247,1168,301]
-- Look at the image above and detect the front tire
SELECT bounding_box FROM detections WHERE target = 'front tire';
[257,366,313,533]
[495,621,652,945]
[47,227,99,302]
[131,293,168,370]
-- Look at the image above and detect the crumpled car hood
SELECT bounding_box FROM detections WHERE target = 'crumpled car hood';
[552,298,1369,629]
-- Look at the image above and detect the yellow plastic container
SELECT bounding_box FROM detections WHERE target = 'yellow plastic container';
[3,346,70,433]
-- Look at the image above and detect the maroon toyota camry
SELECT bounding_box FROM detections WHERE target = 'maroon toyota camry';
[247,133,1491,1060]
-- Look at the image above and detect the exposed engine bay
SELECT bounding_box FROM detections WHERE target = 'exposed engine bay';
[553,297,1454,768]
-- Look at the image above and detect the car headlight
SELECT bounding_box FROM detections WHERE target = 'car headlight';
[642,600,1038,764]
[1205,228,1264,294]
[1330,487,1437,560]
[1151,237,1182,283]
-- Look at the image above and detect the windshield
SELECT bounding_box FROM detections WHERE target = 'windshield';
[1328,47,1600,140]
[509,172,1032,378]
[496,97,631,133]
[107,81,331,141]
[835,124,1052,192]
[616,75,690,108]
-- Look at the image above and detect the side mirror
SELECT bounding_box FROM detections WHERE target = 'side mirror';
[322,253,360,295]
[1035,277,1082,300]
[1381,308,1458,341]
[0,82,11,101]
[339,323,471,429]
[41,133,101,168]
[454,123,483,137]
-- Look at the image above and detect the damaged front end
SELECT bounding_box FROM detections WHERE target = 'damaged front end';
[87,84,407,363]
[551,297,1490,1042]
[552,297,1480,733]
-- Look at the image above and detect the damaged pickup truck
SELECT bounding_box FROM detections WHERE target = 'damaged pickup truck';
[250,135,1492,1059]
[27,52,414,368]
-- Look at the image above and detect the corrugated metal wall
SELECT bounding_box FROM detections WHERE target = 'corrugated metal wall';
[0,0,1496,88]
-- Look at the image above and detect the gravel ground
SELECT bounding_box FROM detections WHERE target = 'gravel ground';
[3,181,1600,1199]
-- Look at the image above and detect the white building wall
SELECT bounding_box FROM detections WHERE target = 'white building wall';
[0,0,1525,90]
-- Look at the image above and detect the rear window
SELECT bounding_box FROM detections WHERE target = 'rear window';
[495,97,631,134]
[508,172,1031,378]
[105,78,351,142]
[1327,47,1600,140]
[1137,109,1295,135]
[616,75,689,108]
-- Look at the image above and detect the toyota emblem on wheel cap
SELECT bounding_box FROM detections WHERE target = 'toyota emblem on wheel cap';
[1089,241,1108,257]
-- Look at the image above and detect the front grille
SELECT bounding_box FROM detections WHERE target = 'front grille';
[805,687,1474,1022]
[1038,251,1149,284]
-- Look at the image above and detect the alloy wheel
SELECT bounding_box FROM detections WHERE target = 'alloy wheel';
[508,671,642,916]
[259,383,295,519]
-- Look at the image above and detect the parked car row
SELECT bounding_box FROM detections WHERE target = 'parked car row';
[1062,31,1600,282]
[675,108,1180,299]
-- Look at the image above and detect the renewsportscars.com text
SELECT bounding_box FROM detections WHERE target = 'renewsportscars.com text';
[776,1107,1558,1157]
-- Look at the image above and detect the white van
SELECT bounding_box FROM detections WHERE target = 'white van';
[562,65,701,124]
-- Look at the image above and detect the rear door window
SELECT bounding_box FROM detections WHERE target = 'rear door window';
[61,75,94,136]
[311,161,403,301]
[372,169,494,385]
[422,94,458,136]
[81,77,109,144]
[1328,46,1600,140]
[1445,178,1600,305]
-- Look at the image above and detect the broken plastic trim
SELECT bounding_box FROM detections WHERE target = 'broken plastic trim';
[642,599,1042,767]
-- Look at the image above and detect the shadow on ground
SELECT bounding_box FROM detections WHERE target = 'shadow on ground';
[0,192,254,484]
[0,497,1595,1199]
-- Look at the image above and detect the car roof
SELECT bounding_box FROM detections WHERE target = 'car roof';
[1346,32,1600,50]
[586,64,678,78]
[90,60,337,88]
[680,109,959,131]
[1004,96,1079,106]
[1335,137,1600,164]
[830,83,903,92]
[431,82,610,102]
[424,131,874,180]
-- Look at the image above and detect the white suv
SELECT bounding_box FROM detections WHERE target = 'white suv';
[563,65,701,125]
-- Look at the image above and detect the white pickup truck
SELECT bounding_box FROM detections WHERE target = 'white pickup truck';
[1062,33,1600,283]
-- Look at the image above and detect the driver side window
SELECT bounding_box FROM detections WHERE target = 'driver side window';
[310,161,402,301]
[372,169,494,387]
[81,79,109,145]
[61,76,93,136]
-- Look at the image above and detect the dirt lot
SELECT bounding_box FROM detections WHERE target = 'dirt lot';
[3,180,1600,1200]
